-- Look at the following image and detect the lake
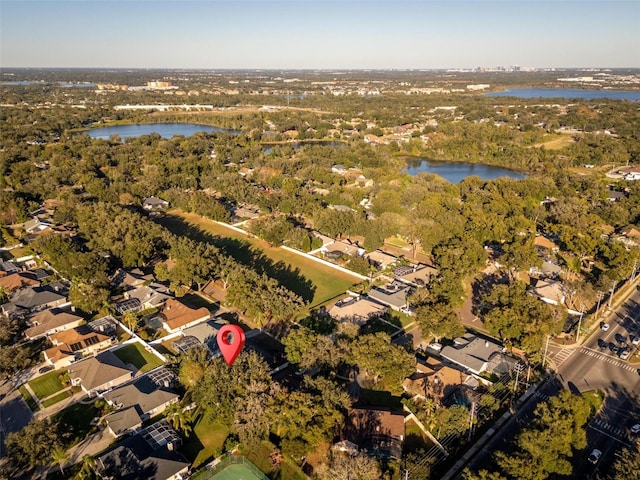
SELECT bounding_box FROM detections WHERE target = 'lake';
[406,158,526,183]
[85,123,239,140]
[486,88,640,101]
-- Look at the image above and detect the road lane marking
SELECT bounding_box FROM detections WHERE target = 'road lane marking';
[579,347,637,372]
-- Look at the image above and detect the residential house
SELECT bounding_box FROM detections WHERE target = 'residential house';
[394,264,438,288]
[608,189,626,202]
[2,285,67,319]
[0,260,21,275]
[534,234,559,252]
[529,260,562,278]
[367,282,411,312]
[345,408,404,459]
[117,284,172,314]
[321,240,365,258]
[531,278,566,306]
[24,308,84,340]
[365,250,397,270]
[440,333,507,376]
[159,298,210,334]
[616,227,640,247]
[142,196,170,212]
[111,268,154,290]
[23,217,52,235]
[402,359,474,404]
[68,350,133,397]
[42,325,113,369]
[0,272,40,293]
[95,422,189,480]
[103,376,179,437]
[331,164,347,175]
[328,296,387,325]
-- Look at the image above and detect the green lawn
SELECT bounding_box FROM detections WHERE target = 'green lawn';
[41,390,70,408]
[28,370,65,399]
[158,211,361,311]
[18,385,39,411]
[113,342,164,373]
[239,441,307,480]
[181,413,230,469]
[53,401,100,446]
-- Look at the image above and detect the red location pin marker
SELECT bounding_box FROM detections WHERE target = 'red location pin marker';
[217,324,245,366]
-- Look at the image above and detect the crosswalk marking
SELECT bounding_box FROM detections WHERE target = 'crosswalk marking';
[550,348,575,366]
[579,347,637,372]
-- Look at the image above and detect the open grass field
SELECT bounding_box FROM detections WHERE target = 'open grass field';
[158,211,361,311]
[28,370,65,400]
[113,342,164,373]
[533,133,575,150]
[208,464,268,480]
[181,414,229,469]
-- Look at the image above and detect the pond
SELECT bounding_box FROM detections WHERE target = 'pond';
[84,123,240,140]
[406,158,526,183]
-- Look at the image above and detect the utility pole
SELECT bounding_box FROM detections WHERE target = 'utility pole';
[542,334,551,369]
[608,280,617,308]
[631,261,638,282]
[513,362,525,393]
[468,402,477,441]
[575,302,585,343]
[594,290,605,323]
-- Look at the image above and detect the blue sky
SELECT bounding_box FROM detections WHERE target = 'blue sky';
[1,0,639,69]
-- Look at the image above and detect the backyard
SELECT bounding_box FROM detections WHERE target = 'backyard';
[112,342,165,373]
[181,413,230,469]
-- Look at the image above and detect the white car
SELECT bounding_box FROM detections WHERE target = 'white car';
[631,336,640,346]
[428,342,443,352]
[601,323,610,331]
[619,349,631,360]
[631,424,640,434]
[588,449,602,464]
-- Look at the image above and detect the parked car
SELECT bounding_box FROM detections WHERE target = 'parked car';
[38,365,55,374]
[588,449,602,464]
[428,342,443,352]
[597,338,607,349]
[630,424,640,434]
[601,322,610,331]
[619,348,631,360]
[631,335,640,346]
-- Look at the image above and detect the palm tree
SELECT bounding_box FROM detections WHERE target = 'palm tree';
[50,444,70,476]
[164,401,194,437]
[122,310,139,333]
[0,285,10,304]
[73,455,96,480]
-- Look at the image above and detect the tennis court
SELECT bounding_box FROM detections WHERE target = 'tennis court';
[191,456,269,480]
[208,463,267,480]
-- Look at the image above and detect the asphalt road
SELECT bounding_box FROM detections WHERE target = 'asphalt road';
[556,285,640,479]
[453,285,640,479]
